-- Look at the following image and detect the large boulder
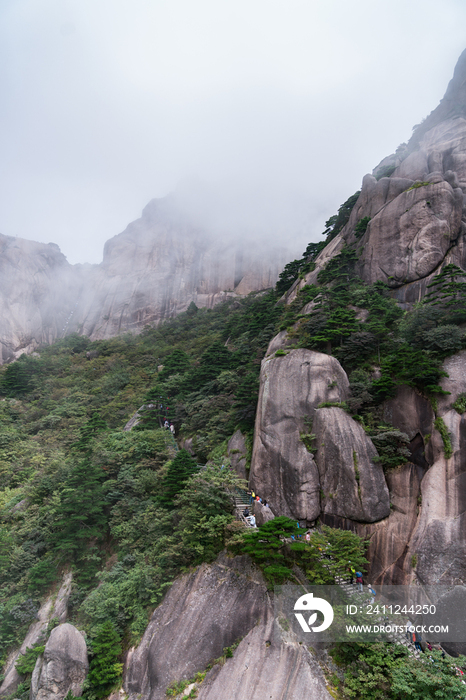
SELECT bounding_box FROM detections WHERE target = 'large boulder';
[227,429,249,481]
[249,348,349,522]
[313,408,390,523]
[124,553,269,700]
[407,351,466,586]
[0,573,73,699]
[382,385,434,470]
[357,176,463,286]
[196,608,332,700]
[31,624,88,700]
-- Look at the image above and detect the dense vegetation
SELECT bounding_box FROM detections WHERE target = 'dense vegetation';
[0,292,283,696]
[1,190,466,698]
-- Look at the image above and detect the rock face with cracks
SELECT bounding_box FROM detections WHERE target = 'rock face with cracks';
[227,429,249,482]
[407,351,466,586]
[313,407,390,523]
[0,572,73,698]
[196,607,332,700]
[124,553,269,700]
[249,348,349,522]
[124,552,332,700]
[31,624,88,700]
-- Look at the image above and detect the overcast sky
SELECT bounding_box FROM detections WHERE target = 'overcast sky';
[1,0,466,264]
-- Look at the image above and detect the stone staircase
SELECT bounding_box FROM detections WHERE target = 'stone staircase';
[336,576,422,659]
[233,488,254,527]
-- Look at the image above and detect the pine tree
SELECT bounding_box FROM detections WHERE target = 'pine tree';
[2,359,34,397]
[425,263,466,322]
[52,458,107,558]
[73,412,108,453]
[158,349,191,381]
[159,449,198,508]
[87,621,122,699]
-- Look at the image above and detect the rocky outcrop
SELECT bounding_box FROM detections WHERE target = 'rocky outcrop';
[406,351,466,586]
[227,429,249,481]
[355,174,463,286]
[249,348,349,523]
[253,501,275,526]
[68,197,294,341]
[196,608,332,700]
[0,572,73,698]
[124,551,332,700]
[284,55,466,308]
[31,624,88,700]
[0,196,298,362]
[313,407,390,523]
[0,235,81,363]
[124,552,269,700]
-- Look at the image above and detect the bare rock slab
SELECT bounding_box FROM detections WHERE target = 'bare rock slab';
[0,572,73,699]
[32,623,88,700]
[196,608,332,700]
[124,553,268,700]
[227,429,249,481]
[250,348,349,522]
[314,408,390,523]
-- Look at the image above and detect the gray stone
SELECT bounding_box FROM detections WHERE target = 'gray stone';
[32,624,88,700]
[253,501,275,526]
[249,349,349,522]
[227,429,249,481]
[357,179,463,285]
[124,553,268,700]
[0,573,73,699]
[196,608,332,700]
[313,408,390,523]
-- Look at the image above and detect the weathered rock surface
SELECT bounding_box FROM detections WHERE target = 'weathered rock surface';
[313,407,390,523]
[406,352,466,586]
[365,464,422,585]
[124,552,269,700]
[356,176,463,285]
[0,196,298,362]
[31,624,88,700]
[382,385,434,470]
[253,501,275,526]
[0,235,81,363]
[0,572,73,698]
[196,608,332,700]
[249,348,349,522]
[227,429,249,481]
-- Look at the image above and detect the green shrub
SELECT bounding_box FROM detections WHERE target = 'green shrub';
[406,181,430,190]
[354,216,371,239]
[422,324,463,353]
[375,164,396,180]
[86,621,123,699]
[434,416,453,459]
[453,393,466,414]
[371,428,411,471]
[15,645,45,674]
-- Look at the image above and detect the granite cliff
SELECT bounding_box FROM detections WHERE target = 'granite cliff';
[4,46,466,700]
[0,195,294,363]
[250,48,466,590]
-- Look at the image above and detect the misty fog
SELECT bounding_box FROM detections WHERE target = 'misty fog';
[1,0,466,264]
